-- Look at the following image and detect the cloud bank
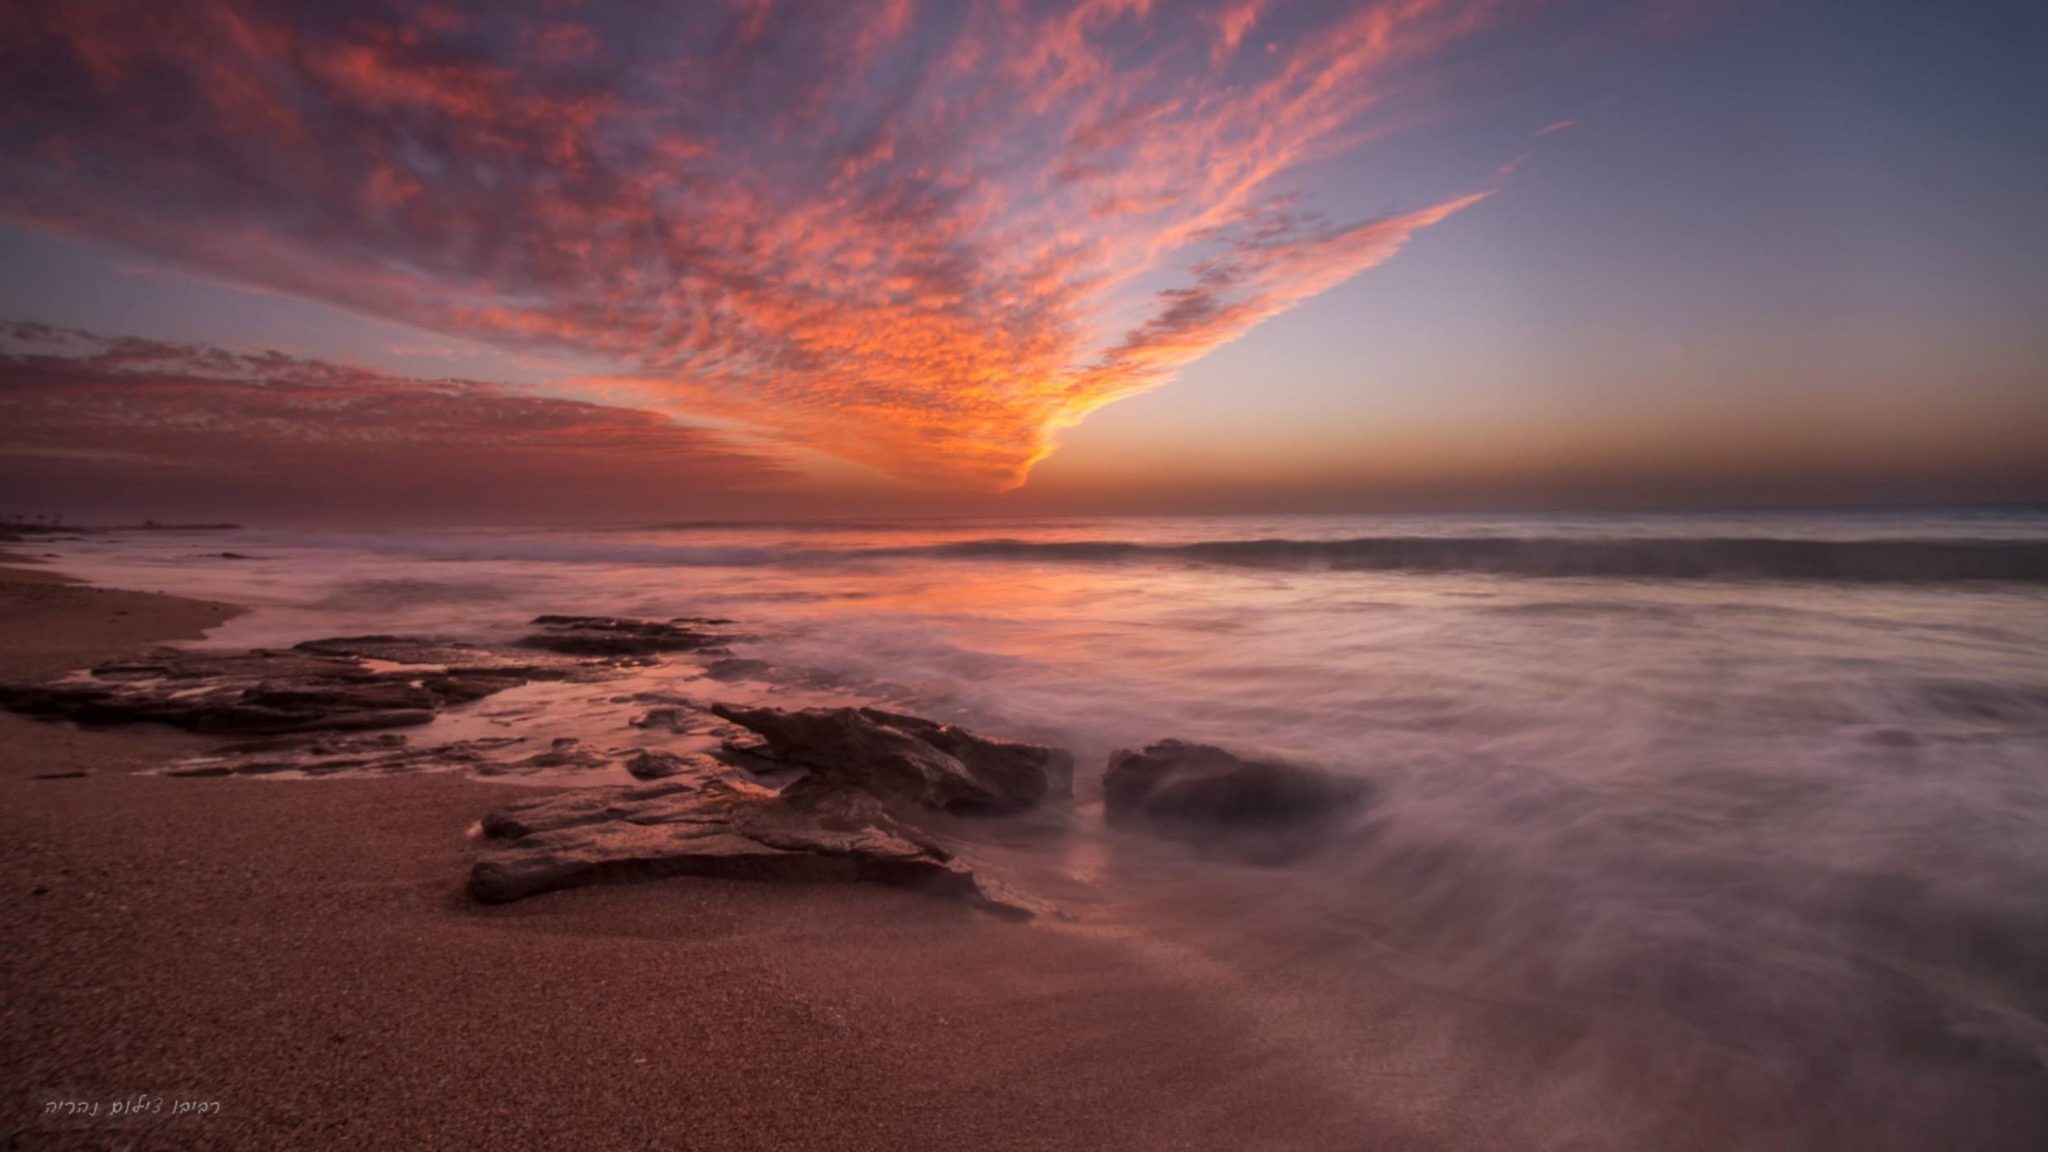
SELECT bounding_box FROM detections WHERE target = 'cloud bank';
[0,322,792,521]
[0,0,1503,488]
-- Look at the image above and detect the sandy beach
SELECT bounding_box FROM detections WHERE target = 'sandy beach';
[6,537,2043,1152]
[0,555,1472,1151]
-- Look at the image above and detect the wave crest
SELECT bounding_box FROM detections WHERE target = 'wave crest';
[907,536,2048,582]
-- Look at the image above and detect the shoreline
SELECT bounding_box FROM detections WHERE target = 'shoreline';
[0,556,1444,1151]
[7,546,2041,1149]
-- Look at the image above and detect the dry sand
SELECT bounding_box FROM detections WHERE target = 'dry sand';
[0,555,1477,1151]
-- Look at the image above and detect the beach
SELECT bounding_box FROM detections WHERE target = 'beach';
[0,553,1471,1151]
[4,515,2046,1151]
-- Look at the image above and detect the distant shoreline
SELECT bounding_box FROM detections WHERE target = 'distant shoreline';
[0,521,242,540]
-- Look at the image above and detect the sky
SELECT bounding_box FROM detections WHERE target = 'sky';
[0,0,2043,524]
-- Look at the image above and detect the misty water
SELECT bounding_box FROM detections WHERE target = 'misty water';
[49,509,2048,1148]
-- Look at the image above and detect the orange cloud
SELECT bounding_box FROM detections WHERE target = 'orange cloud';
[0,0,1510,490]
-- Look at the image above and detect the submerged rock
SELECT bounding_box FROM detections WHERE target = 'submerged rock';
[467,776,1037,917]
[628,706,702,733]
[292,634,494,666]
[709,704,1072,815]
[1103,740,1370,857]
[702,656,773,682]
[519,615,728,657]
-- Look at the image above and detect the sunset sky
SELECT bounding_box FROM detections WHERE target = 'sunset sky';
[1,0,2043,522]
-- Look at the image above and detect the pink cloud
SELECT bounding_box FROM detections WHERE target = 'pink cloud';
[0,322,793,521]
[0,0,1515,489]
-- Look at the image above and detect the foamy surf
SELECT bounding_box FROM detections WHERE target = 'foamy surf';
[32,507,2048,1149]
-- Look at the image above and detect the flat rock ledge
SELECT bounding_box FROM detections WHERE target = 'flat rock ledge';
[711,704,1072,815]
[468,775,1042,919]
[519,615,732,657]
[0,636,559,736]
[0,624,741,777]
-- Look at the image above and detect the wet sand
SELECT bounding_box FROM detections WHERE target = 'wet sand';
[0,555,1480,1151]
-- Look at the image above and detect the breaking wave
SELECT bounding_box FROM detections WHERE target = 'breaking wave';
[900,535,2048,582]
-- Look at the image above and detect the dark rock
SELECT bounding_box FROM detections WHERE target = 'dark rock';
[168,733,543,778]
[703,657,772,682]
[241,681,437,711]
[96,648,351,682]
[291,635,495,666]
[468,777,1037,917]
[1103,740,1370,858]
[520,615,726,657]
[625,749,695,780]
[494,737,610,773]
[197,704,437,735]
[420,673,527,705]
[0,670,442,734]
[629,706,700,733]
[0,635,553,740]
[710,704,1071,815]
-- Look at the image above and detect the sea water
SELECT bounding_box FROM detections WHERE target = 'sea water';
[42,508,2048,1148]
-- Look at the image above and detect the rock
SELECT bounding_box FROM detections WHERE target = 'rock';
[625,749,694,779]
[0,631,600,742]
[169,733,544,778]
[0,666,443,734]
[519,615,726,657]
[491,737,611,774]
[629,706,700,733]
[240,681,438,711]
[702,657,772,682]
[709,704,1071,815]
[420,673,528,705]
[468,776,1037,917]
[1103,740,1370,858]
[292,635,495,665]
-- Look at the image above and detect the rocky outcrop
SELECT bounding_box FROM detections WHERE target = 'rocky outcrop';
[0,634,580,737]
[625,749,693,780]
[0,611,1060,913]
[0,650,444,735]
[1103,740,1370,858]
[467,775,1038,917]
[710,704,1071,815]
[519,615,730,657]
[169,732,535,777]
[468,705,1070,912]
[0,619,727,746]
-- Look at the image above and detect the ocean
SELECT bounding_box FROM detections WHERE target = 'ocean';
[42,508,2048,1147]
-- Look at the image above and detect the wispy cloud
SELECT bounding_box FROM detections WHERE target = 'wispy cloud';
[1536,117,1580,136]
[0,0,1512,489]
